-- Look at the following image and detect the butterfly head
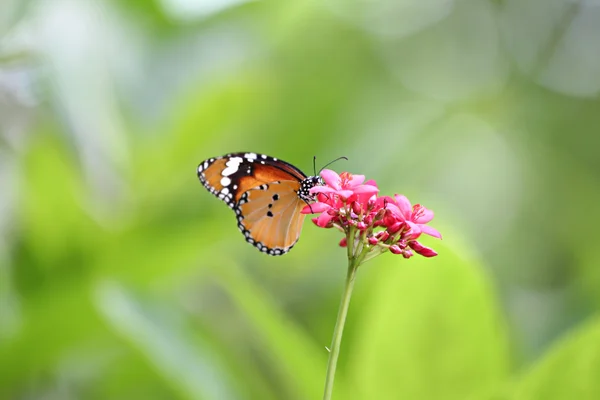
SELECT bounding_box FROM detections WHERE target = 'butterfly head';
[298,175,324,203]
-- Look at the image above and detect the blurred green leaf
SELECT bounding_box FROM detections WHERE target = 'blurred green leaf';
[211,259,350,400]
[95,281,239,400]
[15,130,107,291]
[512,317,600,399]
[346,232,510,399]
[0,283,107,388]
[110,0,177,31]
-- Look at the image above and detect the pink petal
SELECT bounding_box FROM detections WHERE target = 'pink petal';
[405,221,422,239]
[320,169,341,190]
[353,184,379,196]
[310,186,337,195]
[347,174,365,187]
[419,224,442,239]
[394,194,413,220]
[337,190,355,199]
[364,179,378,188]
[315,212,334,228]
[300,202,331,214]
[385,203,404,220]
[414,207,434,224]
[376,196,395,209]
[354,193,376,210]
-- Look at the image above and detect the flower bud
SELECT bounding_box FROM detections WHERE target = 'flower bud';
[387,221,405,235]
[368,195,376,208]
[377,231,390,242]
[409,241,438,257]
[389,244,402,254]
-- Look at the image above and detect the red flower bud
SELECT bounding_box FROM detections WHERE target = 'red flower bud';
[409,241,438,257]
[387,221,405,235]
[377,231,390,242]
[389,244,402,254]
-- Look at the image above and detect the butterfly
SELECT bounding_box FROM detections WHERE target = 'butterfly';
[197,152,324,255]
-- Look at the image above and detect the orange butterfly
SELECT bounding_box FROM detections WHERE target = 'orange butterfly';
[197,152,323,255]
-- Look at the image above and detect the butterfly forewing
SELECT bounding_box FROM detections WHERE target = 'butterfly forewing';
[198,153,306,204]
[197,152,319,255]
[197,157,237,207]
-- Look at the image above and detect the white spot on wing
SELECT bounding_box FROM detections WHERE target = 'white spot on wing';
[245,153,257,160]
[220,177,231,186]
[222,157,243,176]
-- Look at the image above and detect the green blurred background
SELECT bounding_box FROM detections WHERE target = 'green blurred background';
[2,0,600,399]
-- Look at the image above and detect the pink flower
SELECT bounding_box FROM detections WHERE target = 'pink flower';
[310,170,379,201]
[302,168,441,263]
[385,195,441,240]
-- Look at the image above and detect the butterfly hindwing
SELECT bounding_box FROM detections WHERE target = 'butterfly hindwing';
[236,181,306,255]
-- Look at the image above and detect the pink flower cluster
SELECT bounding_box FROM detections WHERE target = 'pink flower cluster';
[302,170,441,261]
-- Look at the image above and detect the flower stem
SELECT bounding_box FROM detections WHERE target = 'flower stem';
[322,257,358,400]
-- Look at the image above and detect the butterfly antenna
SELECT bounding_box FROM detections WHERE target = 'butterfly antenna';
[319,156,348,174]
[313,156,317,176]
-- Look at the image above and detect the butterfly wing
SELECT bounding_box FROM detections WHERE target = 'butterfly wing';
[197,152,306,206]
[197,152,312,255]
[237,180,307,255]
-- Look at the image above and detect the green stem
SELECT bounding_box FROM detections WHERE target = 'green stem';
[322,253,358,400]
